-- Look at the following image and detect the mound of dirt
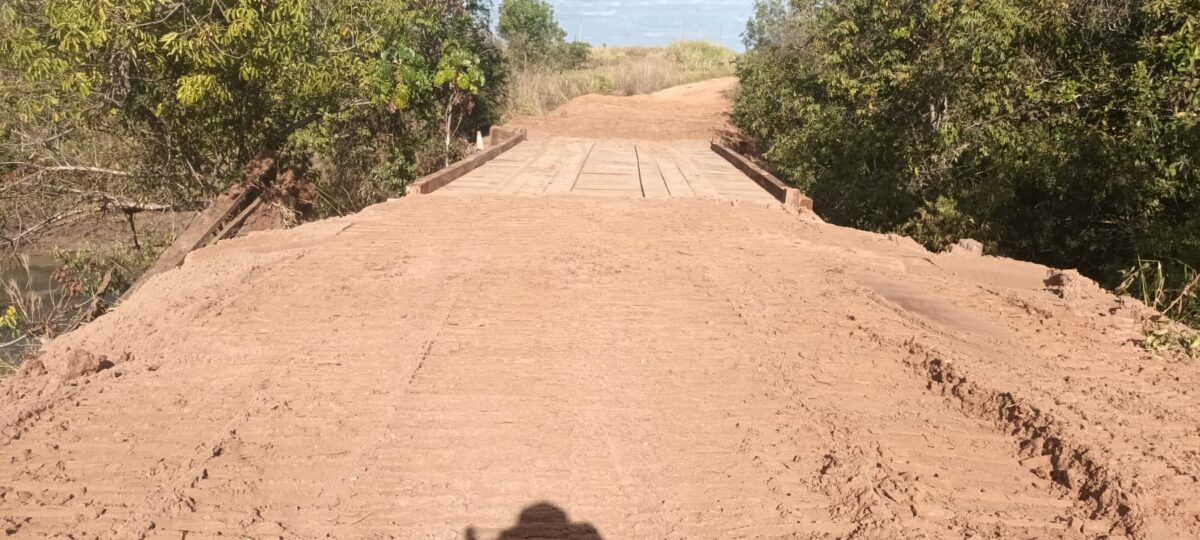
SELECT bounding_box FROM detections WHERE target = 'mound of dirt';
[1,194,1197,539]
[1044,268,1108,300]
[503,77,739,140]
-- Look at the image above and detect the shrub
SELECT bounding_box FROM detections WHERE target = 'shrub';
[498,0,591,70]
[735,0,1200,325]
[0,0,506,217]
[53,233,174,297]
[557,42,592,70]
[498,0,567,67]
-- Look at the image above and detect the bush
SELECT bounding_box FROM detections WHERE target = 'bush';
[0,0,506,218]
[53,233,174,297]
[735,0,1200,325]
[498,0,592,70]
[557,41,592,70]
[498,0,567,67]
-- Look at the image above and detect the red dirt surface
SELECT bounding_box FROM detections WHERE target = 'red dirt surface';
[2,81,1199,540]
[504,77,739,140]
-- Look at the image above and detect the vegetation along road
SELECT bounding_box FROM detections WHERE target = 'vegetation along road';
[1,0,1199,539]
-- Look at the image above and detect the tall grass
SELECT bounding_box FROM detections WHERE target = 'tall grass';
[1119,258,1200,328]
[502,41,737,117]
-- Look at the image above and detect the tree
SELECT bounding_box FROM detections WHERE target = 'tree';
[735,0,1200,323]
[0,0,506,221]
[497,0,568,67]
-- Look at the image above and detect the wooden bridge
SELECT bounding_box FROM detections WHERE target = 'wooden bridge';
[409,131,811,210]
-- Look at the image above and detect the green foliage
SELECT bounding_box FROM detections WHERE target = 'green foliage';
[736,0,1200,325]
[0,0,506,214]
[1120,258,1200,326]
[54,233,173,296]
[1141,315,1200,360]
[663,40,736,70]
[0,357,15,379]
[498,0,566,65]
[558,41,592,70]
[0,305,17,332]
[497,0,589,69]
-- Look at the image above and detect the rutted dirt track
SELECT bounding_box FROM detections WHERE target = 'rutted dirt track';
[3,81,1200,539]
[3,197,1199,539]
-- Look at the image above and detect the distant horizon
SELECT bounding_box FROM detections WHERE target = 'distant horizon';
[490,0,754,52]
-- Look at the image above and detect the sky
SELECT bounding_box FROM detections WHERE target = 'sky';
[493,0,756,51]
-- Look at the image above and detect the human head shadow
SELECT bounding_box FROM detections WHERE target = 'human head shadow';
[464,502,603,540]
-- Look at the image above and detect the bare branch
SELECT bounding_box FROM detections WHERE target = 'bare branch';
[55,187,195,213]
[3,206,93,248]
[0,163,133,177]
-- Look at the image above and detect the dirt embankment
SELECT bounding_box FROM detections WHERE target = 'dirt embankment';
[1,79,1199,539]
[503,77,739,141]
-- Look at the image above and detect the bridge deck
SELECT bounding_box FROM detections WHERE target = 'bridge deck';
[438,139,779,203]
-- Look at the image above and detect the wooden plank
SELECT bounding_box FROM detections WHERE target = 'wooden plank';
[126,190,250,297]
[442,141,547,193]
[125,155,279,296]
[648,144,695,198]
[635,145,670,199]
[710,143,813,211]
[545,142,595,193]
[578,142,638,179]
[574,173,641,192]
[488,126,522,146]
[499,141,563,194]
[662,145,720,198]
[522,141,589,194]
[570,188,643,198]
[686,146,781,203]
[407,130,527,195]
[213,197,264,241]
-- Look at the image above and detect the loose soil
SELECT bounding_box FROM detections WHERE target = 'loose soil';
[503,77,739,141]
[2,80,1199,540]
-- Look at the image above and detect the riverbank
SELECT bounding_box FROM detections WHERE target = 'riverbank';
[1,210,196,363]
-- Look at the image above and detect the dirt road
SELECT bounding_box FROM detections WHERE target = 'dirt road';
[504,77,740,140]
[2,81,1200,540]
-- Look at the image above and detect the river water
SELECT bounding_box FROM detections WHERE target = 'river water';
[494,0,755,50]
[0,253,61,362]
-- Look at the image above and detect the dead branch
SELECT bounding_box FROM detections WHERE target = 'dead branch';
[82,270,114,323]
[0,163,133,177]
[1,163,135,197]
[0,334,29,349]
[3,206,92,249]
[29,185,197,214]
[64,188,180,213]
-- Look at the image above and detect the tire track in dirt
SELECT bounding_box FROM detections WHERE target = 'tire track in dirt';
[687,212,1092,539]
[845,258,1200,540]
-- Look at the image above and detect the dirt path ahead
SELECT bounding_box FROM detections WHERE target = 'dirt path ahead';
[504,77,740,140]
[3,80,1200,539]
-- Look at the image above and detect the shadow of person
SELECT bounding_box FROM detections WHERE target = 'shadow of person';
[465,502,603,540]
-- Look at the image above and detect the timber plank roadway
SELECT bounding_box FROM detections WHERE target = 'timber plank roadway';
[438,139,781,203]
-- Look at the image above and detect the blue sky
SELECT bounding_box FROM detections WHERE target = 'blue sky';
[493,0,756,51]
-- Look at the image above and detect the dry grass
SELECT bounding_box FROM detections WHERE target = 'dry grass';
[502,41,737,118]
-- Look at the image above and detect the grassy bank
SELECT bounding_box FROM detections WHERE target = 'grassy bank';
[502,41,736,117]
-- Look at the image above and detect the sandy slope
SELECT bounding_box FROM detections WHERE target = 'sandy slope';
[1,80,1199,540]
[503,77,739,140]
